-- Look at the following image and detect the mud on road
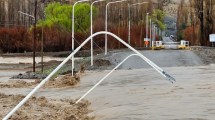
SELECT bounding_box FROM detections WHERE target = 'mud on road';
[0,93,93,120]
[0,74,80,88]
[0,74,93,120]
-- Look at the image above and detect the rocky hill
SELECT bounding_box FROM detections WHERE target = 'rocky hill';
[158,0,189,18]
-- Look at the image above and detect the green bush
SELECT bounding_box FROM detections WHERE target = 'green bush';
[37,2,97,32]
[150,9,166,31]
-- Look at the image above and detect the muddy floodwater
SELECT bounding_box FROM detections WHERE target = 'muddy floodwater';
[1,49,215,120]
[1,64,215,119]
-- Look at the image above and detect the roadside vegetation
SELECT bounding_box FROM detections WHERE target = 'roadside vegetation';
[2,0,214,53]
[177,0,215,46]
[0,0,163,53]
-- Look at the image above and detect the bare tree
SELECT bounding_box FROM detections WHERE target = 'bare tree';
[194,0,204,45]
[4,0,9,27]
[205,0,214,45]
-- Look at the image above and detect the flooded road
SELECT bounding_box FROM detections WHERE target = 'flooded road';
[0,50,215,119]
[1,65,215,119]
[77,65,215,120]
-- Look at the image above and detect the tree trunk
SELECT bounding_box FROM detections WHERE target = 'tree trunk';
[4,0,9,27]
[205,0,214,46]
[197,0,204,46]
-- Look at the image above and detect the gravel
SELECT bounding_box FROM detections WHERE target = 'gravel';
[190,46,215,64]
[11,72,47,79]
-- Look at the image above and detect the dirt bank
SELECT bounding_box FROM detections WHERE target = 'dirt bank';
[0,93,93,120]
[0,74,80,88]
[190,46,215,64]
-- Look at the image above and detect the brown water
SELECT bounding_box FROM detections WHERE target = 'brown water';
[1,65,215,119]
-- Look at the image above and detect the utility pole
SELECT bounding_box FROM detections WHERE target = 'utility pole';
[41,0,45,73]
[33,0,37,72]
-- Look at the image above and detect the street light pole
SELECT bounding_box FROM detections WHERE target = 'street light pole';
[128,4,131,45]
[72,0,90,76]
[105,0,127,55]
[18,11,36,72]
[33,0,37,73]
[154,24,156,41]
[146,12,149,40]
[150,18,152,47]
[128,2,148,46]
[41,2,45,73]
[152,22,155,42]
[91,0,105,66]
[151,23,156,47]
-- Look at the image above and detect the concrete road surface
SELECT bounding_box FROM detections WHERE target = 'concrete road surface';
[162,37,179,49]
[106,50,204,69]
[163,37,174,42]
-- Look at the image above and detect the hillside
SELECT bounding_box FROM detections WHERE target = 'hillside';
[161,0,189,18]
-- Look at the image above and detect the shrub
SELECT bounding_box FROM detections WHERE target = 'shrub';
[107,24,147,49]
[0,27,30,53]
[0,24,149,53]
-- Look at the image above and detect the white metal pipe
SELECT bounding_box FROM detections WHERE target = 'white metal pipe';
[91,0,106,66]
[105,0,127,55]
[72,0,90,76]
[75,53,175,104]
[3,31,175,120]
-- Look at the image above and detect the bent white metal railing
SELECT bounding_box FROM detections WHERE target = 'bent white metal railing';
[75,54,175,104]
[3,31,175,120]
